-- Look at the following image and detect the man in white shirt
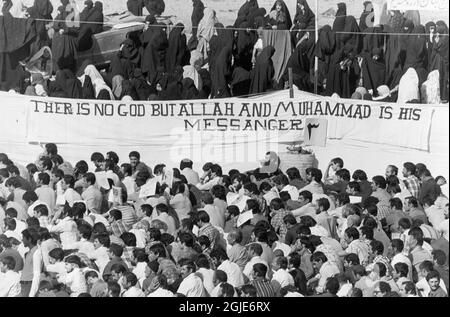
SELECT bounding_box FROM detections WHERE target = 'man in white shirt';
[271,256,295,293]
[199,192,224,229]
[195,254,215,295]
[196,164,222,191]
[0,256,21,297]
[180,159,200,185]
[435,203,449,241]
[48,210,78,250]
[4,208,27,240]
[291,191,316,220]
[389,239,414,281]
[122,272,145,297]
[34,173,56,214]
[415,260,448,297]
[23,191,50,219]
[61,175,82,207]
[274,175,299,201]
[211,248,244,288]
[177,259,206,297]
[308,251,340,294]
[81,173,103,214]
[243,243,269,281]
[302,168,325,194]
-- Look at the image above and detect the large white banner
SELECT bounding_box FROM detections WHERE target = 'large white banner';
[1,90,445,185]
[387,0,449,11]
[21,90,434,154]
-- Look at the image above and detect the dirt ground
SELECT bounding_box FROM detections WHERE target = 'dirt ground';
[52,0,448,33]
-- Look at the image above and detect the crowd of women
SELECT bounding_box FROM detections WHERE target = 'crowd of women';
[0,0,448,103]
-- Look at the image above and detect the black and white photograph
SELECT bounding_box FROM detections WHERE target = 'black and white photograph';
[0,0,448,302]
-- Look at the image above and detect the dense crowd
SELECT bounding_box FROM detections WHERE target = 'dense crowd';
[0,0,448,103]
[0,144,448,297]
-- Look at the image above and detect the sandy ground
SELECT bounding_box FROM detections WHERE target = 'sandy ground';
[51,0,449,32]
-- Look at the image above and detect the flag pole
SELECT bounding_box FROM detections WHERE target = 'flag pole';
[314,0,319,94]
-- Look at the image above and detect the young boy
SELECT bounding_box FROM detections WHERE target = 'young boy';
[85,270,108,297]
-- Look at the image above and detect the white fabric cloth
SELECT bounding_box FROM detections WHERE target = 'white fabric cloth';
[196,268,215,295]
[272,269,295,288]
[421,70,441,104]
[397,68,420,104]
[148,288,174,297]
[123,286,145,297]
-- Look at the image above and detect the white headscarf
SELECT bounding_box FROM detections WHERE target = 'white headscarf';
[421,70,441,104]
[197,8,218,42]
[93,78,115,100]
[183,65,203,91]
[79,64,104,85]
[397,68,420,104]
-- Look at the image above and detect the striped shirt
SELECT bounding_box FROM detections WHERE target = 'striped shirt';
[111,220,130,238]
[404,176,421,199]
[252,278,276,297]
[116,205,138,227]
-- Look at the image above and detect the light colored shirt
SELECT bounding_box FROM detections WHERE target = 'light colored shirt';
[0,270,21,297]
[436,219,449,241]
[243,256,270,281]
[281,185,299,201]
[27,200,51,218]
[35,185,56,214]
[301,182,324,195]
[425,206,446,228]
[58,268,87,297]
[148,287,174,297]
[63,188,82,207]
[416,277,448,297]
[170,193,192,221]
[196,176,220,191]
[316,261,340,294]
[181,168,200,185]
[218,260,245,288]
[291,203,316,219]
[81,185,103,214]
[196,267,215,295]
[201,204,224,229]
[272,268,295,288]
[48,217,78,250]
[177,273,206,297]
[122,176,137,197]
[346,239,370,265]
[123,286,145,297]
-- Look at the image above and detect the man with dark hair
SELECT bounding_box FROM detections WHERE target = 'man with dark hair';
[90,153,105,172]
[61,175,82,207]
[352,169,372,199]
[324,158,344,185]
[385,165,399,178]
[251,263,276,297]
[324,169,351,195]
[196,211,222,251]
[20,228,42,297]
[403,162,421,199]
[432,250,449,291]
[180,159,200,185]
[35,173,55,213]
[404,196,429,224]
[122,272,145,297]
[288,253,307,295]
[226,229,248,271]
[0,256,21,297]
[210,248,244,288]
[386,198,411,235]
[416,260,448,297]
[427,271,448,297]
[81,173,102,214]
[103,244,129,282]
[302,168,324,195]
[7,165,32,192]
[5,177,27,219]
[308,252,340,294]
[418,169,442,207]
[23,191,49,220]
[241,284,257,297]
[196,164,222,191]
[283,214,301,246]
[291,190,316,219]
[243,243,269,281]
[177,258,206,297]
[108,209,130,238]
[129,151,153,178]
[409,227,433,274]
[286,167,307,190]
